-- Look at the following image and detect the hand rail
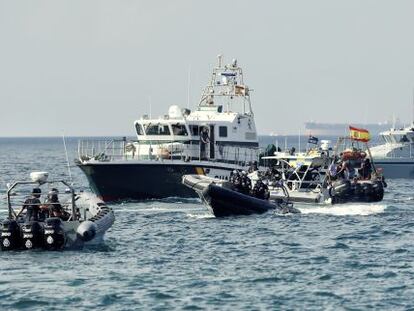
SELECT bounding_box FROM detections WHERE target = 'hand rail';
[77,138,263,166]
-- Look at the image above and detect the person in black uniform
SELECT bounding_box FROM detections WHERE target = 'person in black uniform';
[42,189,69,220]
[200,127,210,160]
[20,188,42,222]
[252,179,269,200]
[359,158,373,180]
[240,171,252,195]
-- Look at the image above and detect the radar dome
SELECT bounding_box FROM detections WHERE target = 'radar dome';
[30,172,49,184]
[168,105,183,119]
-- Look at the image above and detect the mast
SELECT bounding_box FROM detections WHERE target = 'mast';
[412,86,414,125]
[187,64,191,109]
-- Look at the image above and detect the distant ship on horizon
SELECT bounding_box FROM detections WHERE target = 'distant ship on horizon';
[304,120,404,136]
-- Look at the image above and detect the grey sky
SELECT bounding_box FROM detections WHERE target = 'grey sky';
[1,0,414,136]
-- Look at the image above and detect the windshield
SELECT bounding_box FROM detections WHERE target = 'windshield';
[145,124,171,136]
[135,123,144,135]
[171,124,188,136]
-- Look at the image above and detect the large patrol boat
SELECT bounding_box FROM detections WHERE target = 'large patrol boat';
[76,56,261,201]
[370,124,414,178]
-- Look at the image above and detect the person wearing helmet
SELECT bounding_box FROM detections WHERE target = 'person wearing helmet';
[42,188,68,220]
[19,188,42,222]
[240,171,252,195]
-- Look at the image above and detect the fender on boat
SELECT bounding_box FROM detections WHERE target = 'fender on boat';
[75,192,115,242]
[76,221,97,242]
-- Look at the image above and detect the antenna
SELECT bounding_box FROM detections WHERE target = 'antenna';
[217,54,223,68]
[412,87,414,125]
[62,132,73,185]
[187,64,191,109]
[148,96,152,119]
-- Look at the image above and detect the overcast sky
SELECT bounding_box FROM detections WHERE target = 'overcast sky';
[1,0,414,136]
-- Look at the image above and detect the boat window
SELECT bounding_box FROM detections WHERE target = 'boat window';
[400,135,409,143]
[172,124,188,136]
[145,124,171,135]
[135,123,144,135]
[219,126,228,137]
[189,125,199,136]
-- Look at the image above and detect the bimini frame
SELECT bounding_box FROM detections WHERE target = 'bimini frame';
[6,180,77,221]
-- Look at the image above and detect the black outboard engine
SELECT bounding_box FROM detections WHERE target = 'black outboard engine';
[362,183,373,202]
[43,217,66,250]
[371,181,384,202]
[21,221,43,249]
[0,219,21,251]
[331,180,351,203]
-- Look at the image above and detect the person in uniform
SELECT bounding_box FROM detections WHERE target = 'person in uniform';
[200,127,210,160]
[19,188,42,222]
[359,158,373,180]
[42,189,69,220]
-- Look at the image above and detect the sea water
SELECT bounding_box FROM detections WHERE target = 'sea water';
[0,137,413,310]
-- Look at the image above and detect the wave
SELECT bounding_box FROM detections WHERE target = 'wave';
[299,203,387,216]
[186,213,214,219]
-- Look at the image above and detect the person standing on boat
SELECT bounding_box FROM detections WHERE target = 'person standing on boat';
[359,158,373,180]
[18,188,42,222]
[200,127,210,160]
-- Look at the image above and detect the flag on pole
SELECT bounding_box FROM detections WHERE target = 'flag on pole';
[349,126,370,142]
[308,135,319,145]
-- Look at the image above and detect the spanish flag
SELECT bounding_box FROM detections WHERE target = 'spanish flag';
[349,126,370,142]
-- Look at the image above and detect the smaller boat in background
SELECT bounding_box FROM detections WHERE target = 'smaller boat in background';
[261,131,386,205]
[182,175,299,217]
[0,172,114,251]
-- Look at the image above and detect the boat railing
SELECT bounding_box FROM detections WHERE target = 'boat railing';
[77,138,262,166]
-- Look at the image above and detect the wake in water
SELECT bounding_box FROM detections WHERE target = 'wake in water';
[298,203,387,216]
[186,213,215,219]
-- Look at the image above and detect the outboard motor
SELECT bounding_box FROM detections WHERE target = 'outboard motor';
[0,219,21,251]
[21,221,43,249]
[43,218,66,250]
[362,183,373,202]
[331,180,351,203]
[353,182,364,200]
[371,181,384,202]
[76,221,97,242]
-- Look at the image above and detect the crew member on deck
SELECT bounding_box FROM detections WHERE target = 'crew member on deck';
[359,158,373,180]
[19,188,42,222]
[200,127,210,160]
[42,189,69,220]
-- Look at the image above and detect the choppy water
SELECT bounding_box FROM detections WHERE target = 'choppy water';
[1,137,414,310]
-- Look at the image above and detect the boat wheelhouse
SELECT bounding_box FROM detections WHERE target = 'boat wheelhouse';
[76,56,262,201]
[369,124,414,178]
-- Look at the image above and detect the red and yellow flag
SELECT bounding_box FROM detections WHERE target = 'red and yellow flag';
[349,126,370,142]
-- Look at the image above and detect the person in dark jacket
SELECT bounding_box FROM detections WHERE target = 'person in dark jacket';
[42,189,69,220]
[359,158,373,179]
[252,179,269,200]
[200,127,210,160]
[20,188,42,222]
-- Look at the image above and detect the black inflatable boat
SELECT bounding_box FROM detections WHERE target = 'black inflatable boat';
[182,175,299,217]
[329,179,384,204]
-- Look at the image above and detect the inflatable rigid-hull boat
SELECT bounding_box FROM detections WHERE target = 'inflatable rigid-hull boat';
[182,174,299,217]
[0,173,115,251]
